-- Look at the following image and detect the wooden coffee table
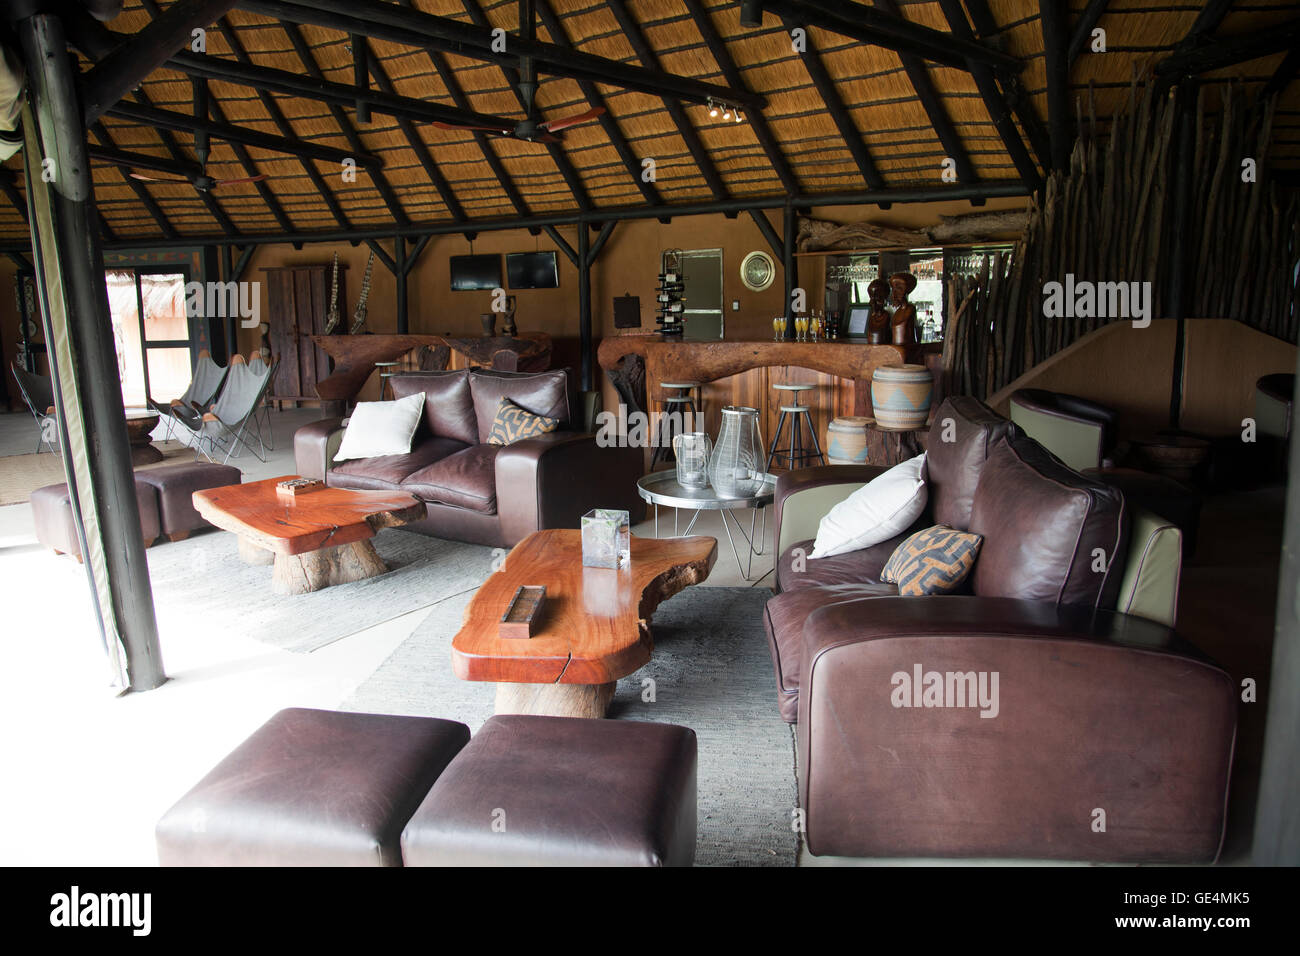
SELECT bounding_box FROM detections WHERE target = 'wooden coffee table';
[192,476,426,595]
[452,529,717,719]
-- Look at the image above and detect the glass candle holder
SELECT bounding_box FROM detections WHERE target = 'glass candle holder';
[581,509,630,569]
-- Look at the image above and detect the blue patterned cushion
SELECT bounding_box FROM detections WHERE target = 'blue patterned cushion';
[880,525,983,596]
[486,397,559,445]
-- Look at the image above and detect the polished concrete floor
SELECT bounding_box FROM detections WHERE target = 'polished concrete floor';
[0,406,1282,866]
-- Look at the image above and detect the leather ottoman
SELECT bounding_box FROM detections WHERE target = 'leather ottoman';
[401,715,698,867]
[156,708,470,867]
[135,462,242,541]
[31,480,161,561]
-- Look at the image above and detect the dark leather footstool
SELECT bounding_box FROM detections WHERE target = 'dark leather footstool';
[401,715,698,867]
[31,480,160,561]
[156,708,470,867]
[134,462,241,541]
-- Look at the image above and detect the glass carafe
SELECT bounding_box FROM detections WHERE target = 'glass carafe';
[710,406,765,497]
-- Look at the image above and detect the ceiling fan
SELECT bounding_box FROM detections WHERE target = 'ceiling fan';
[431,0,605,144]
[128,171,269,192]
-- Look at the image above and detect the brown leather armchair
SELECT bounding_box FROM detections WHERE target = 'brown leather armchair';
[294,368,644,549]
[766,397,1234,863]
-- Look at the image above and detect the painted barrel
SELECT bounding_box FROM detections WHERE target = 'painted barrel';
[871,364,933,431]
[826,416,873,465]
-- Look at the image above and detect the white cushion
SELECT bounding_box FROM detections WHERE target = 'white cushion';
[332,392,426,462]
[809,453,928,559]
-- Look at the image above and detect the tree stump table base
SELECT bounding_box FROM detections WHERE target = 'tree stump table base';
[494,681,617,720]
[272,539,388,595]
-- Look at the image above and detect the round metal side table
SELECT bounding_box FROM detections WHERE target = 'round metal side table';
[636,470,775,582]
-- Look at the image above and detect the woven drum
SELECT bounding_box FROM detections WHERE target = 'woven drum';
[871,364,933,431]
[826,416,872,465]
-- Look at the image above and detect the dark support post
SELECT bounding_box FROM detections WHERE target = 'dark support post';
[395,235,408,334]
[351,34,370,125]
[782,204,796,340]
[1040,0,1071,173]
[1165,81,1197,428]
[17,11,165,691]
[578,225,592,391]
[1254,362,1300,866]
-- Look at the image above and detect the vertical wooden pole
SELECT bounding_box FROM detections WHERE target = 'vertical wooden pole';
[395,235,408,334]
[578,224,592,390]
[783,203,795,339]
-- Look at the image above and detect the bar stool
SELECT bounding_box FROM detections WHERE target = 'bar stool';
[374,361,400,400]
[650,381,701,469]
[765,383,825,471]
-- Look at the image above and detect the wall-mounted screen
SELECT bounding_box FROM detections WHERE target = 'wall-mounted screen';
[506,251,559,290]
[450,254,502,291]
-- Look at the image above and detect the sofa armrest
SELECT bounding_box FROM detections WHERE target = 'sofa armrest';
[494,432,645,546]
[796,596,1235,863]
[293,417,345,480]
[774,465,884,554]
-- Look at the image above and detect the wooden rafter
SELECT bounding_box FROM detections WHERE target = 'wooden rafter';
[873,0,978,186]
[962,0,1052,169]
[279,21,412,228]
[206,97,297,234]
[1039,0,1071,172]
[90,122,176,240]
[1068,0,1111,64]
[213,16,354,233]
[0,168,30,225]
[604,0,729,202]
[535,0,661,208]
[780,13,885,193]
[683,0,799,194]
[1156,18,1300,78]
[458,0,592,214]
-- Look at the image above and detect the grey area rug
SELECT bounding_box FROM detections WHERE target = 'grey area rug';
[342,584,799,867]
[140,528,496,653]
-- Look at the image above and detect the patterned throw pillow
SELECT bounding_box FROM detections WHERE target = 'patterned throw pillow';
[487,397,560,446]
[880,525,984,596]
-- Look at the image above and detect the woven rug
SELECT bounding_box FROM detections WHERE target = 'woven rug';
[0,439,193,507]
[342,584,799,867]
[67,527,497,653]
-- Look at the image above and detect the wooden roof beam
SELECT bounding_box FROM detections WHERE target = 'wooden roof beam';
[684,0,799,195]
[278,21,412,228]
[1263,48,1300,97]
[1156,18,1300,78]
[88,123,181,240]
[0,168,29,225]
[936,0,1041,189]
[81,0,239,122]
[535,0,661,208]
[961,0,1052,168]
[239,0,764,111]
[752,0,1023,74]
[206,96,297,234]
[604,0,729,202]
[458,0,591,214]
[1176,0,1238,51]
[213,16,354,233]
[780,13,886,195]
[1039,0,1072,172]
[365,41,468,223]
[873,0,978,187]
[106,101,383,170]
[1068,0,1111,65]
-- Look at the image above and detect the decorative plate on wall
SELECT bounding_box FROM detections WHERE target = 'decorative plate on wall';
[740,250,775,292]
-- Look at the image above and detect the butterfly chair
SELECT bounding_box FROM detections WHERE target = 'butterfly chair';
[11,362,58,453]
[149,349,228,442]
[178,354,280,464]
[244,352,276,452]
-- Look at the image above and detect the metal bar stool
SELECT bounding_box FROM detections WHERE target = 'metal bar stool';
[374,361,400,400]
[650,381,701,469]
[765,383,826,471]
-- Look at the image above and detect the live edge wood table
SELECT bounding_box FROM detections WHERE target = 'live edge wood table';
[452,529,717,719]
[192,476,426,596]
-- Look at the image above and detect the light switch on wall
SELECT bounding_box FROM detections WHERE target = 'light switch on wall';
[731,300,740,311]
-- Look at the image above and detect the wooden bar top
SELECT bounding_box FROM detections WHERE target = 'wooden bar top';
[596,335,912,404]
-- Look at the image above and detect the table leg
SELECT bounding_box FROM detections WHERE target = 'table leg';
[271,539,388,595]
[494,681,615,719]
[238,536,275,566]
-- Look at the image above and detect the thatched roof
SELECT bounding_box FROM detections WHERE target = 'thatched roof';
[1,0,1297,248]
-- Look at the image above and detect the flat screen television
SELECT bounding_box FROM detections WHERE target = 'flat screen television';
[450,254,502,291]
[506,251,559,290]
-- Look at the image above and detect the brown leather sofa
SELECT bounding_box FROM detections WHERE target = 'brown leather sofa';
[766,396,1236,863]
[294,368,643,549]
